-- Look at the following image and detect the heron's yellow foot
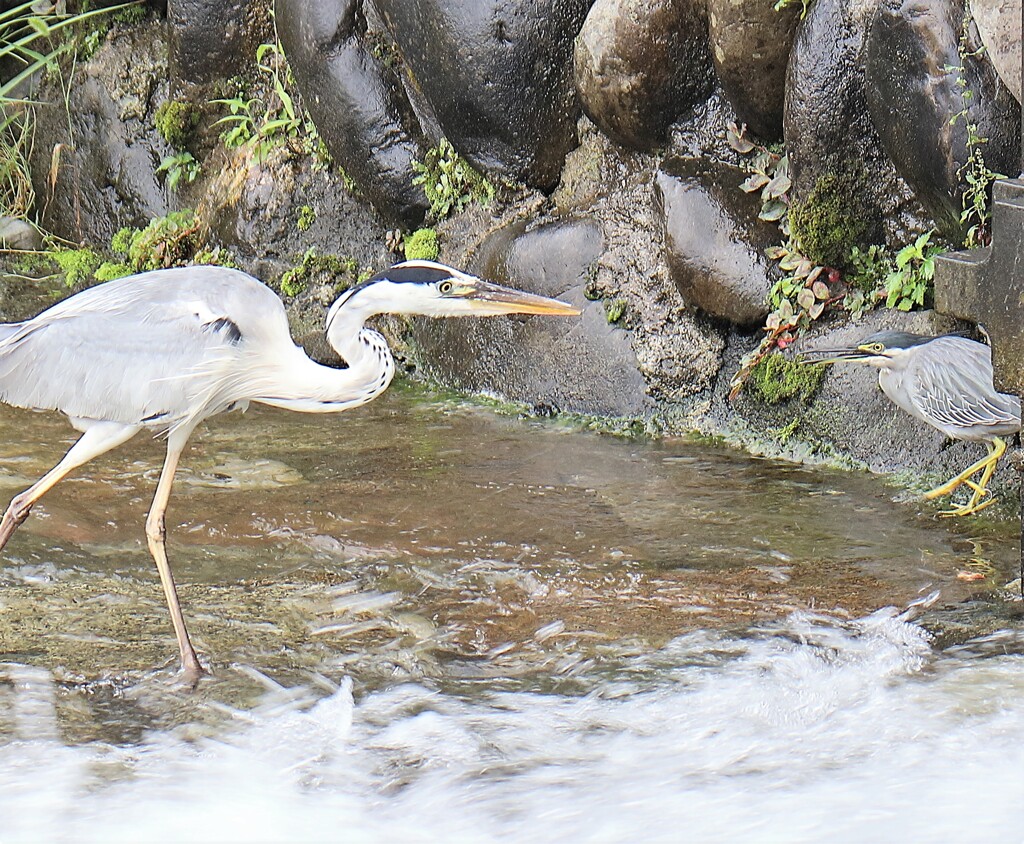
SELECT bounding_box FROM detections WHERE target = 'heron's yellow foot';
[939,495,997,518]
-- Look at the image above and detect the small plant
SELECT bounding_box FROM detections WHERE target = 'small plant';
[114,209,205,271]
[52,246,102,287]
[412,138,495,220]
[155,100,200,149]
[746,353,825,405]
[402,227,439,261]
[279,248,359,298]
[944,10,1005,248]
[883,230,939,311]
[604,298,627,325]
[156,151,201,190]
[773,0,814,17]
[212,94,258,148]
[297,204,316,232]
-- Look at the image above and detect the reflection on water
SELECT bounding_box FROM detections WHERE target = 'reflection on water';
[0,385,1020,841]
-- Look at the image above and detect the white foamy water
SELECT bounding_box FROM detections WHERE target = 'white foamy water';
[2,610,1022,843]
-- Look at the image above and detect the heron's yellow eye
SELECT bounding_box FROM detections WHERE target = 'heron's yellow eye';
[869,343,885,353]
[439,281,454,294]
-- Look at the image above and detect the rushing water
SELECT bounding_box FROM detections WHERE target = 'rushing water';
[0,386,1020,842]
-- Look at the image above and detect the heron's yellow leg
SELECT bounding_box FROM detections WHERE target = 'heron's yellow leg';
[934,438,1007,517]
[923,437,1005,501]
[146,440,205,680]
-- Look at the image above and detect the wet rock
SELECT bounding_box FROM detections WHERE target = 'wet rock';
[784,0,926,249]
[864,0,1022,235]
[276,0,428,226]
[708,0,801,141]
[411,217,657,417]
[0,218,40,251]
[971,0,1022,103]
[574,0,714,151]
[654,157,777,327]
[374,0,590,190]
[30,27,169,244]
[168,0,270,89]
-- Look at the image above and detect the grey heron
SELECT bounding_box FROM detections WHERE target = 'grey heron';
[805,331,1021,516]
[0,260,580,677]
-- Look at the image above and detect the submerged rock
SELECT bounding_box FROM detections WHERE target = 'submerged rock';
[864,0,1022,235]
[276,0,428,225]
[373,0,589,189]
[574,0,715,151]
[655,157,777,327]
[707,0,801,141]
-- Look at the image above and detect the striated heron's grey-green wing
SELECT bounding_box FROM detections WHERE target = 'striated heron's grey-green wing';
[907,336,1021,442]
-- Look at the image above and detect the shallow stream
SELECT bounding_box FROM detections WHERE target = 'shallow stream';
[0,386,1020,841]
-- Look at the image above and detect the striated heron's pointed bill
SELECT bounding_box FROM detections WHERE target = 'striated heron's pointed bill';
[801,345,882,364]
[460,279,582,316]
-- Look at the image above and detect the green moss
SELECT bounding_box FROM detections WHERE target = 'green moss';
[788,170,870,269]
[279,248,359,298]
[123,210,203,271]
[403,228,439,261]
[111,226,135,255]
[94,261,132,282]
[604,298,627,324]
[52,248,102,288]
[412,139,495,220]
[297,205,316,232]
[155,100,200,150]
[113,5,148,25]
[747,354,825,405]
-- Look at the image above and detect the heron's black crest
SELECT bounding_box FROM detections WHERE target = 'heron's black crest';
[369,263,454,286]
[861,330,938,350]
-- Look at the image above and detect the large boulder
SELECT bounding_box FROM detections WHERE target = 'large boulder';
[708,0,801,141]
[971,0,1022,103]
[654,157,777,327]
[411,217,657,417]
[784,0,926,251]
[574,0,715,151]
[276,0,428,226]
[373,0,590,190]
[864,0,1022,235]
[168,0,270,89]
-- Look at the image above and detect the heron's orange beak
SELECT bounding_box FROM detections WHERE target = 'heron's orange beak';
[464,280,581,316]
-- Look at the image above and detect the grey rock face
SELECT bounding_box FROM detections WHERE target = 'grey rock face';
[655,157,777,327]
[31,28,168,244]
[168,0,267,88]
[708,0,801,140]
[276,0,428,226]
[411,217,657,417]
[574,0,714,151]
[784,0,925,246]
[864,0,1022,235]
[971,0,1022,103]
[373,0,590,190]
[0,218,41,251]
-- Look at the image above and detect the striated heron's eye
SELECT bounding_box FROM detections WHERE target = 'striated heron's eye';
[439,281,454,294]
[869,343,885,354]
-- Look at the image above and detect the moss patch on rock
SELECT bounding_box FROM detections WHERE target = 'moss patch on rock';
[747,353,825,404]
[403,227,439,261]
[788,169,871,268]
[155,100,200,149]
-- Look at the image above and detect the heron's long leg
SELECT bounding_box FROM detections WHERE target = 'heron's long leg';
[922,438,1005,501]
[146,435,203,678]
[0,422,141,552]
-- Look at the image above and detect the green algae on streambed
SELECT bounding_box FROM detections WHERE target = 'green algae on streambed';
[0,384,1018,739]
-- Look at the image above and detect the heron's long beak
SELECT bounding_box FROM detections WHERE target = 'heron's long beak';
[801,346,874,365]
[467,280,581,316]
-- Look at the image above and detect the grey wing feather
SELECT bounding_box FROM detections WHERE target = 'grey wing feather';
[0,266,289,428]
[909,337,1021,439]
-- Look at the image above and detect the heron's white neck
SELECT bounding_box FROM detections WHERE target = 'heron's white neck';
[254,293,395,414]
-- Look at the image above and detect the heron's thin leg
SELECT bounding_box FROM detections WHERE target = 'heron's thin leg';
[146,436,203,678]
[0,423,141,552]
[923,438,1004,501]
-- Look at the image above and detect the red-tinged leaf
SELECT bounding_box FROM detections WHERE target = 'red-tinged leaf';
[777,335,794,350]
[766,313,781,330]
[807,265,824,283]
[764,173,791,200]
[956,570,986,582]
[779,253,801,271]
[812,280,830,299]
[794,260,813,279]
[828,269,841,283]
[796,288,815,310]
[741,173,770,192]
[765,245,787,260]
[808,301,825,319]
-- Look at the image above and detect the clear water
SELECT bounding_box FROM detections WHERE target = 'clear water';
[0,387,1020,842]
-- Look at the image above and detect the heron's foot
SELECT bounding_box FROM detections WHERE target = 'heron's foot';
[938,495,997,518]
[178,656,210,690]
[0,499,33,552]
[923,460,996,501]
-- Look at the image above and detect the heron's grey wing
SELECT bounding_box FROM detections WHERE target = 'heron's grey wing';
[0,302,245,427]
[908,337,1022,439]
